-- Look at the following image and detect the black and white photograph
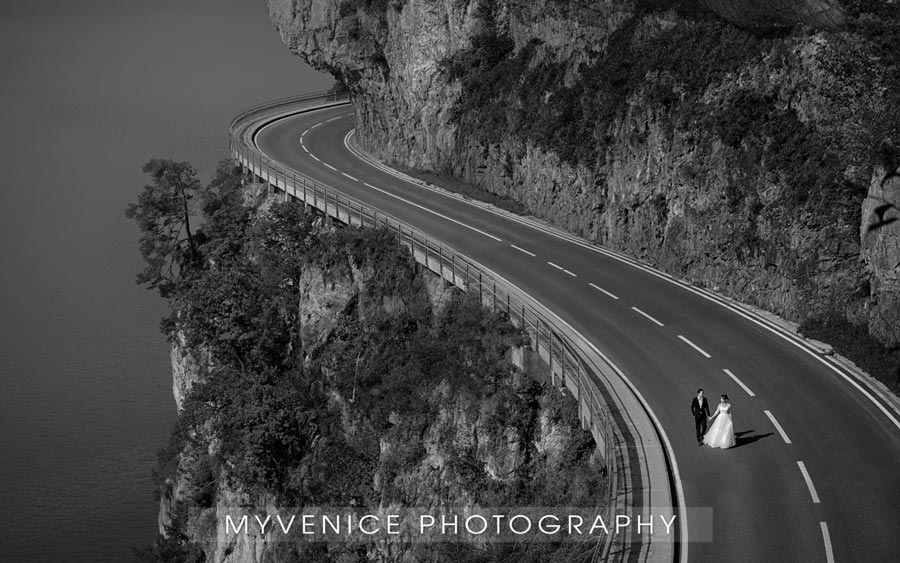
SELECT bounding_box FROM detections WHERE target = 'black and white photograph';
[2,1,899,562]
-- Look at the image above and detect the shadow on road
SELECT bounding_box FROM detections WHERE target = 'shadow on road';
[734,430,774,448]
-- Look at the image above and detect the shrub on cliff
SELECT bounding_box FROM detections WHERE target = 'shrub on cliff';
[442,15,767,166]
[133,162,605,560]
[133,500,205,563]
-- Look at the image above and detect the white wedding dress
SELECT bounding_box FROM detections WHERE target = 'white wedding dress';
[703,402,736,449]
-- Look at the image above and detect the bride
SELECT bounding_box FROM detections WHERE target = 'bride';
[703,394,736,449]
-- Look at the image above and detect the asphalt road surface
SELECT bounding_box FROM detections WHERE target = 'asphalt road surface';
[254,104,900,562]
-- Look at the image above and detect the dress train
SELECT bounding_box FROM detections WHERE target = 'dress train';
[703,403,736,449]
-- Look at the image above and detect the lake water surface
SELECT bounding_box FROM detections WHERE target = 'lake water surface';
[0,1,331,560]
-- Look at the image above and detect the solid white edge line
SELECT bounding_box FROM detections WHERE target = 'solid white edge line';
[467,253,691,562]
[589,283,619,300]
[677,334,711,358]
[339,126,900,434]
[797,461,821,503]
[631,306,665,327]
[581,325,690,562]
[261,108,688,562]
[358,179,502,242]
[341,172,358,182]
[820,522,835,563]
[723,369,756,397]
[510,244,536,257]
[547,261,564,271]
[764,410,792,444]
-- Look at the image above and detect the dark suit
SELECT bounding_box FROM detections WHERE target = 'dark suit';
[691,396,711,443]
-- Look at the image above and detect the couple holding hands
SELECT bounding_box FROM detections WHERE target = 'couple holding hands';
[691,388,736,449]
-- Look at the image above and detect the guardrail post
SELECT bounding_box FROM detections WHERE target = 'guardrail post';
[478,272,482,303]
[491,281,496,312]
[581,370,589,431]
[451,254,456,286]
[549,332,557,387]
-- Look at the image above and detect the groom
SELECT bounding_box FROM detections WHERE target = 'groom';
[691,388,711,445]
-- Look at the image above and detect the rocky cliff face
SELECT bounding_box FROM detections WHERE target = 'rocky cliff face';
[158,200,602,562]
[162,263,600,562]
[269,0,900,348]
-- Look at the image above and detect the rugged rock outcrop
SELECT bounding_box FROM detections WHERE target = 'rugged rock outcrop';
[161,263,600,562]
[268,0,900,348]
[156,188,604,562]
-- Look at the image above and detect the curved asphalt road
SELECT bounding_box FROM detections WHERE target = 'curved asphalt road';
[255,104,900,562]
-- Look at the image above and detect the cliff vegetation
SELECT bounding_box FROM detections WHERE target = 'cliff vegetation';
[129,160,607,562]
[270,0,900,392]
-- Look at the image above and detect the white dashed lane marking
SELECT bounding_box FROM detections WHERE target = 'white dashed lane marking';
[797,461,821,503]
[764,410,792,444]
[547,262,564,271]
[589,283,619,300]
[510,245,536,257]
[631,306,664,327]
[723,369,756,397]
[360,182,502,241]
[820,522,835,563]
[677,335,711,358]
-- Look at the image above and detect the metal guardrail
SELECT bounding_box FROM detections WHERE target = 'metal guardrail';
[229,89,350,133]
[229,92,633,561]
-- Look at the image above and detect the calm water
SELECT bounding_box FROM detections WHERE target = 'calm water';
[0,1,331,560]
